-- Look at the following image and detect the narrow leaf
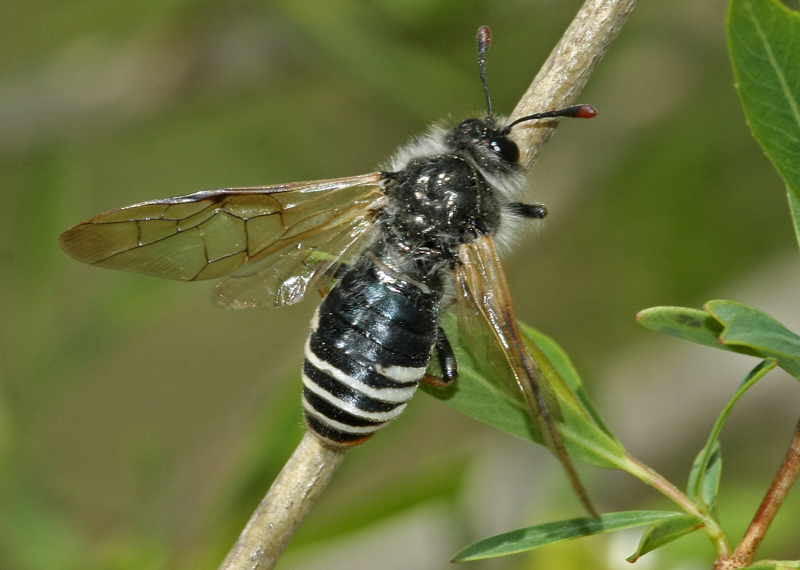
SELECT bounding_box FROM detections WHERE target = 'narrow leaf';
[626,514,705,562]
[522,323,619,442]
[453,510,683,562]
[687,441,723,518]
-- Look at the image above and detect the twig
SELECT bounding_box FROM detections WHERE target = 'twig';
[509,0,638,169]
[717,416,800,570]
[624,453,732,557]
[218,3,637,567]
[218,432,347,570]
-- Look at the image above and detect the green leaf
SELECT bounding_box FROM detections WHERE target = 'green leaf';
[422,316,627,469]
[638,301,800,380]
[687,359,777,510]
[789,191,800,252]
[626,514,705,562]
[728,0,800,249]
[687,440,723,518]
[636,307,728,350]
[453,510,684,562]
[706,300,800,379]
[521,323,619,443]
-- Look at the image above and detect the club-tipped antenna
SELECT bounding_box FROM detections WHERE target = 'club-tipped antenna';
[477,26,494,125]
[476,27,595,131]
[504,104,597,132]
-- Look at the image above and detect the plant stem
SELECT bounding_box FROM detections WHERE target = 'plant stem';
[218,432,347,570]
[716,416,800,570]
[510,0,638,170]
[622,453,732,557]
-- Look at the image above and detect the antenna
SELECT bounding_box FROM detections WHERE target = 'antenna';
[477,26,494,124]
[504,104,597,133]
[476,26,596,131]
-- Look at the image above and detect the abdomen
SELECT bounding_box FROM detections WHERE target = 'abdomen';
[302,258,440,447]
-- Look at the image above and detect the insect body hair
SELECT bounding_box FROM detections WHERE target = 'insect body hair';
[384,124,451,173]
[384,117,534,255]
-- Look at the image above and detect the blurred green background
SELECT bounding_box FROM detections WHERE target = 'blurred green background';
[2,1,800,569]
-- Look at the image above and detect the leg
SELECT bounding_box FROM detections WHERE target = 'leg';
[506,202,547,219]
[422,326,458,387]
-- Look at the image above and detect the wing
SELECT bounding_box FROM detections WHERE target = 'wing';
[59,172,387,309]
[454,235,596,515]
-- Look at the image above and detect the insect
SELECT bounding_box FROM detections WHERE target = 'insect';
[60,26,596,510]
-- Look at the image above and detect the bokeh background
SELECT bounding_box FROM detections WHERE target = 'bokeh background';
[2,1,799,569]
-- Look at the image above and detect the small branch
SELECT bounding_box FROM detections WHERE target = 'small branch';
[509,0,638,169]
[717,416,800,570]
[218,432,348,570]
[623,453,732,557]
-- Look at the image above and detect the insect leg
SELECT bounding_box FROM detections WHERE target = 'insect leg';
[506,202,547,219]
[422,326,458,387]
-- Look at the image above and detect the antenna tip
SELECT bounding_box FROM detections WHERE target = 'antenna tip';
[477,26,492,50]
[573,104,598,119]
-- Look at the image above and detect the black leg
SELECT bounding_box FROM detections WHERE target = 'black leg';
[506,202,547,219]
[423,326,458,387]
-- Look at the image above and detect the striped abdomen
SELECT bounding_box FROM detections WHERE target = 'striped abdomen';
[302,258,440,447]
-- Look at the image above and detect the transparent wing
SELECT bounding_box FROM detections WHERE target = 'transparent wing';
[212,210,380,309]
[59,172,387,308]
[454,235,595,515]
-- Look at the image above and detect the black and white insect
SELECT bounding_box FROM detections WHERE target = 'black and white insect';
[60,26,596,507]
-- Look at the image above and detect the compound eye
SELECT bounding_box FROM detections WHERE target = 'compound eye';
[488,136,519,163]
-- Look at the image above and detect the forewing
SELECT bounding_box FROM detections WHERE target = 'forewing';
[212,209,379,309]
[59,173,386,307]
[454,235,595,514]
